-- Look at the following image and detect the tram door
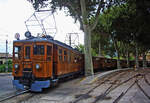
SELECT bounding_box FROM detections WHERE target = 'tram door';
[23,45,32,69]
[46,44,53,78]
[24,45,31,61]
[23,45,32,84]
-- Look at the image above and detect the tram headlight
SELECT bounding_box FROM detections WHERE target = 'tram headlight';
[35,64,40,70]
[14,64,19,69]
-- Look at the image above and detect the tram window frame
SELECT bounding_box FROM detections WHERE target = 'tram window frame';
[14,46,21,59]
[33,45,45,55]
[25,46,30,59]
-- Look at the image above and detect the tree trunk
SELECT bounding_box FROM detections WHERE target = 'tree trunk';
[135,43,139,68]
[126,49,129,68]
[98,41,102,56]
[142,52,147,68]
[116,49,121,69]
[80,0,94,76]
[112,38,121,69]
[84,27,94,76]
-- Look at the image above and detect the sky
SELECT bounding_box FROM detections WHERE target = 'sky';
[0,0,84,54]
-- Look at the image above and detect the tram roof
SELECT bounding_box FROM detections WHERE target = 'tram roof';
[13,37,81,53]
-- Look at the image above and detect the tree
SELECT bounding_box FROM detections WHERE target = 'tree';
[29,0,115,76]
[109,0,150,68]
[92,4,131,69]
[91,32,111,57]
[75,44,84,53]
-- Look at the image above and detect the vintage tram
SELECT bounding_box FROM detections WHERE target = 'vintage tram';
[12,32,84,92]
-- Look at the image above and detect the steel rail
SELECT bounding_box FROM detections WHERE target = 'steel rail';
[113,80,136,103]
[136,80,150,100]
[0,90,30,102]
[144,75,150,86]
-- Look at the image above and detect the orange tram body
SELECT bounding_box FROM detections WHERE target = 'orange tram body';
[12,34,149,92]
[13,35,84,92]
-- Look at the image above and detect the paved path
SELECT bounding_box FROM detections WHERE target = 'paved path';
[0,73,17,98]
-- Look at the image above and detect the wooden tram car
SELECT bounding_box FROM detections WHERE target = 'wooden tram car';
[12,32,149,92]
[13,32,84,92]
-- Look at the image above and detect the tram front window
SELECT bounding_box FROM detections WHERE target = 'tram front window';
[25,46,30,59]
[14,46,21,59]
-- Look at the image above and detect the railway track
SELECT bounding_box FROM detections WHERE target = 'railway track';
[0,89,30,102]
[111,71,150,103]
[71,69,150,103]
[71,70,131,103]
[91,73,140,103]
[112,77,150,103]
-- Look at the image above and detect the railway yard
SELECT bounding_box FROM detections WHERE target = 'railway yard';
[0,68,150,103]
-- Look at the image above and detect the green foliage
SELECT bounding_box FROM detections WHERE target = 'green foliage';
[91,48,97,56]
[91,32,116,57]
[0,65,6,72]
[75,44,97,56]
[90,0,150,61]
[0,60,12,73]
[75,44,84,53]
[91,4,130,58]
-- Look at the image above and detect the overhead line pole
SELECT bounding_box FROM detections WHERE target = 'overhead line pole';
[5,39,8,72]
[69,34,72,47]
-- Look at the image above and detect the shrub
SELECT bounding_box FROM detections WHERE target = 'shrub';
[0,64,12,72]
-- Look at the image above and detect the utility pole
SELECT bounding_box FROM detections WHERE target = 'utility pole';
[69,34,71,47]
[65,33,79,48]
[5,40,8,72]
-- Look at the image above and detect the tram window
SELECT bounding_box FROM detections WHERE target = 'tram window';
[14,46,21,59]
[59,49,62,55]
[47,46,52,56]
[59,56,62,61]
[64,50,67,62]
[74,57,77,63]
[64,56,67,61]
[14,46,21,53]
[64,51,67,55]
[58,49,62,61]
[25,46,30,59]
[34,45,44,55]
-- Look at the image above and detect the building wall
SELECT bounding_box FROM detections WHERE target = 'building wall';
[0,58,12,65]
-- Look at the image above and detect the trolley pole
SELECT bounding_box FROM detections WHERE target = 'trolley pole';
[5,40,8,72]
[69,34,71,47]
